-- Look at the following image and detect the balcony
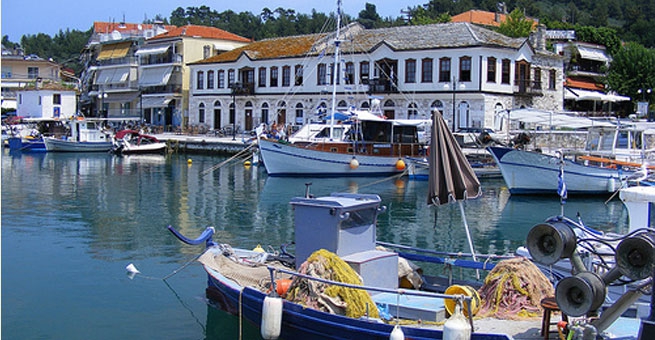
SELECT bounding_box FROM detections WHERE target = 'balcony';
[367,78,398,94]
[230,82,255,96]
[141,84,182,95]
[514,80,543,97]
[140,53,183,66]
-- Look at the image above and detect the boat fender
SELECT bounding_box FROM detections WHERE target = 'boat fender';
[253,244,265,253]
[261,296,283,340]
[389,325,405,340]
[389,324,405,340]
[443,299,471,340]
[350,157,359,170]
[395,159,406,171]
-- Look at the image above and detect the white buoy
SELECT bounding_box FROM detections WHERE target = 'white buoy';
[126,263,140,274]
[261,296,283,339]
[443,299,471,340]
[389,324,405,340]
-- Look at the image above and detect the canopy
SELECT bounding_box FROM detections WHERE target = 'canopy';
[96,68,130,85]
[96,42,131,61]
[139,66,173,87]
[141,96,173,108]
[135,45,170,56]
[566,88,631,103]
[503,108,615,129]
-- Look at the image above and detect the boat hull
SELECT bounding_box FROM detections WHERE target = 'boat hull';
[488,146,628,195]
[258,139,406,177]
[202,257,509,340]
[44,137,113,152]
[7,137,46,152]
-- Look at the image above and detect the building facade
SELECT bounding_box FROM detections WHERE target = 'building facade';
[1,53,63,110]
[188,22,564,133]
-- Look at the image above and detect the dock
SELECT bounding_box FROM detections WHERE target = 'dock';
[154,133,253,155]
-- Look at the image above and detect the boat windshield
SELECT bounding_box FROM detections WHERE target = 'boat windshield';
[339,207,377,230]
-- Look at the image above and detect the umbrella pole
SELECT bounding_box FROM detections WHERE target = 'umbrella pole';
[458,201,479,280]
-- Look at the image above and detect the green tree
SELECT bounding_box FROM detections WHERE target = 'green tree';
[575,26,621,56]
[497,8,534,37]
[358,3,383,29]
[606,42,655,104]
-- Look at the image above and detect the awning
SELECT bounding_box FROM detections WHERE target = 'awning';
[576,45,609,63]
[135,45,171,56]
[566,87,631,102]
[503,108,615,129]
[103,92,139,103]
[141,96,173,108]
[138,66,173,87]
[95,68,131,85]
[96,42,132,61]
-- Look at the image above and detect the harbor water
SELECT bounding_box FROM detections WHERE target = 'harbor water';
[1,149,631,339]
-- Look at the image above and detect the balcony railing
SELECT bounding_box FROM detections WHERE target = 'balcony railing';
[141,84,182,94]
[140,54,183,66]
[368,78,398,94]
[514,80,543,96]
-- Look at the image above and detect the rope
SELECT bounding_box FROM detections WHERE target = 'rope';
[201,143,255,176]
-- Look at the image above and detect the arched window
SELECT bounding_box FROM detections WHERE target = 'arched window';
[199,102,205,123]
[196,71,204,89]
[408,102,418,118]
[360,101,370,109]
[337,100,348,109]
[261,102,269,124]
[295,103,304,125]
[214,100,221,107]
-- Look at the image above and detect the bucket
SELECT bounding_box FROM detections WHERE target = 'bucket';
[444,285,480,317]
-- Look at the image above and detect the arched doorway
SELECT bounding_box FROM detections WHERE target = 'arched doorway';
[213,101,222,130]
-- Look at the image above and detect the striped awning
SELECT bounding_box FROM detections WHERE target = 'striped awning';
[96,42,132,61]
[95,67,131,85]
[138,66,173,87]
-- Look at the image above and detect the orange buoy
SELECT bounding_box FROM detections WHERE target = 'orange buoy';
[395,159,406,171]
[349,157,359,169]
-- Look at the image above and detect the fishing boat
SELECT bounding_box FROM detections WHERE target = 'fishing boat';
[43,117,114,152]
[487,146,645,195]
[4,118,66,152]
[256,3,428,178]
[111,129,167,155]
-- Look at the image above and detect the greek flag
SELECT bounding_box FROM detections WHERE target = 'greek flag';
[557,166,567,201]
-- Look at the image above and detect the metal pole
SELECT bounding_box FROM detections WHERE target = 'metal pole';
[232,87,236,141]
[452,77,457,132]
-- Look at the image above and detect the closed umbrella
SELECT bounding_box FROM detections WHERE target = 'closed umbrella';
[427,110,482,275]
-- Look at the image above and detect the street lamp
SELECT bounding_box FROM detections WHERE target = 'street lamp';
[444,77,464,131]
[97,91,107,117]
[229,82,241,141]
[637,88,652,117]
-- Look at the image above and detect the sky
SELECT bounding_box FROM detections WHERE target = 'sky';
[1,0,427,42]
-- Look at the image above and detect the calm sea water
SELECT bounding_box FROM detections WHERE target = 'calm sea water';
[1,149,631,339]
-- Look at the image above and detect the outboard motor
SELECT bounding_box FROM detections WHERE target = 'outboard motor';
[510,132,531,150]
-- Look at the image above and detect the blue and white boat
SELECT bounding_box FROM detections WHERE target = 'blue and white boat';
[43,117,114,152]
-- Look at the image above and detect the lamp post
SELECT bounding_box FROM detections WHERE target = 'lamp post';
[444,77,463,131]
[229,82,241,141]
[97,91,107,118]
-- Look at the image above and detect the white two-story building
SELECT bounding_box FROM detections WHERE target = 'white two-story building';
[188,22,563,133]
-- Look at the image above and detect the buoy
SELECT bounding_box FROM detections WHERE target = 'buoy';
[125,263,140,274]
[389,324,405,340]
[244,160,252,167]
[261,296,283,340]
[395,159,406,171]
[443,299,472,340]
[444,285,480,317]
[253,244,265,253]
[350,157,359,169]
[187,158,192,165]
[269,279,292,297]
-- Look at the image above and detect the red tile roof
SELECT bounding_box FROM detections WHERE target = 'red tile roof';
[451,10,506,27]
[149,25,251,43]
[451,10,538,28]
[93,22,176,34]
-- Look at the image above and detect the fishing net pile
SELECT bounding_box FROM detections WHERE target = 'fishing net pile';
[476,257,554,319]
[286,249,380,319]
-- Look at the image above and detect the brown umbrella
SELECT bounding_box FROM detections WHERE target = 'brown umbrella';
[427,110,481,206]
[427,110,482,274]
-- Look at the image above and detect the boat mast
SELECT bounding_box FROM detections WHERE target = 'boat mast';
[329,0,342,141]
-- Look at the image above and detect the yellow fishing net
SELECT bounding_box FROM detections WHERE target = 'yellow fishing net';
[476,257,554,319]
[286,249,380,319]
